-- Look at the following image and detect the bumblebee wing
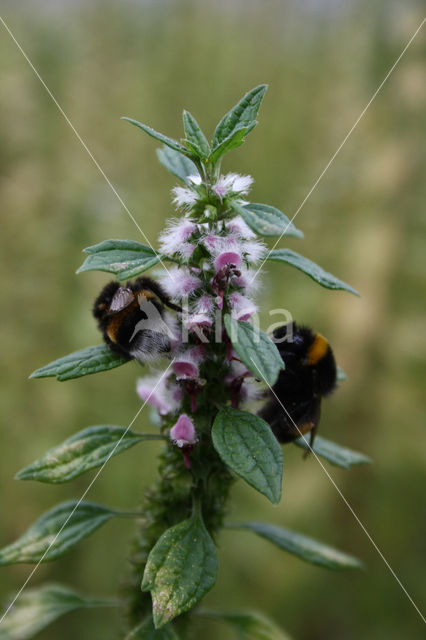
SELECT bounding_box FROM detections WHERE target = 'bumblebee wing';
[109,287,134,312]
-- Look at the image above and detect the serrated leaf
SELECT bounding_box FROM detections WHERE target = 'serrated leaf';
[294,435,372,469]
[224,315,284,387]
[29,345,129,381]
[232,522,363,570]
[231,202,303,238]
[157,146,199,184]
[212,407,282,504]
[183,110,210,160]
[125,616,180,639]
[263,249,359,295]
[212,85,267,147]
[76,239,164,280]
[198,610,292,640]
[0,501,117,565]
[16,426,164,484]
[0,584,114,640]
[209,125,249,164]
[142,512,217,628]
[122,117,189,155]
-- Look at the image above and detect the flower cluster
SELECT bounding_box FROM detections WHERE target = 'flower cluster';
[137,172,264,464]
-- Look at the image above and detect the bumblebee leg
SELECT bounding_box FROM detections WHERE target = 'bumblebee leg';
[302,389,321,459]
[303,422,319,459]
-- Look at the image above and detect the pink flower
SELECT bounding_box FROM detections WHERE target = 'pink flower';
[214,251,242,272]
[136,372,182,416]
[240,239,266,265]
[160,267,201,302]
[170,413,198,467]
[172,186,198,208]
[213,173,253,198]
[224,361,255,409]
[173,346,205,381]
[158,219,197,257]
[184,312,212,331]
[170,414,197,448]
[182,296,215,334]
[233,266,261,294]
[179,243,196,259]
[203,234,221,252]
[196,295,214,316]
[226,216,256,240]
[205,237,243,273]
[229,292,258,322]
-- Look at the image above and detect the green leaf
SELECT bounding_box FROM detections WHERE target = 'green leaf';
[126,616,180,639]
[262,249,359,295]
[231,202,303,238]
[183,110,210,160]
[212,407,282,504]
[294,435,372,469]
[142,512,218,628]
[198,610,292,640]
[212,85,267,147]
[0,584,115,640]
[122,117,189,155]
[29,345,129,381]
[76,239,164,280]
[208,125,249,164]
[224,315,284,387]
[0,501,117,565]
[16,426,164,484]
[231,522,363,570]
[156,146,199,184]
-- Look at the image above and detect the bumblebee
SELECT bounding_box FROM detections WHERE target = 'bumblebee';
[93,276,179,363]
[258,322,337,447]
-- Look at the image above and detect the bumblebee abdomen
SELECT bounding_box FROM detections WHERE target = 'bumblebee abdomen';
[259,321,338,446]
[311,340,337,396]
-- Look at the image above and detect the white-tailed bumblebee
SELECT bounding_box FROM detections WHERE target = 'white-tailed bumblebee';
[93,276,179,363]
[258,322,337,446]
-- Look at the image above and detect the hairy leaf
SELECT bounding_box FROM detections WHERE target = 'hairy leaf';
[232,202,303,238]
[183,110,210,159]
[209,125,248,164]
[122,117,188,155]
[0,501,116,565]
[142,512,217,628]
[212,85,267,146]
[29,345,129,381]
[224,315,284,387]
[126,616,180,639]
[232,522,363,570]
[294,435,372,469]
[212,407,282,504]
[16,426,164,484]
[157,146,198,184]
[76,239,164,280]
[0,584,114,640]
[263,249,359,295]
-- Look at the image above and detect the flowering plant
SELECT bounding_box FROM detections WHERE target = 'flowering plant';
[0,86,370,639]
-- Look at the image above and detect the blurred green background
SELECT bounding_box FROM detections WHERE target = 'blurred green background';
[0,1,425,638]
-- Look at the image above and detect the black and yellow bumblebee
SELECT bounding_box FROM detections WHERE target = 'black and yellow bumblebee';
[258,322,337,447]
[93,276,179,363]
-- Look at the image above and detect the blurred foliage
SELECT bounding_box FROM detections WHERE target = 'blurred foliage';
[0,1,425,638]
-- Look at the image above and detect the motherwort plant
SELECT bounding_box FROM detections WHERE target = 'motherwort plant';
[0,86,370,640]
